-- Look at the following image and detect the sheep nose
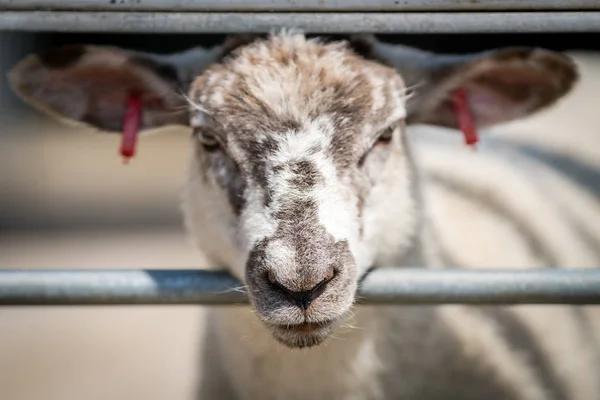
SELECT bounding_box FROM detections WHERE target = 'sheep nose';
[267,271,335,310]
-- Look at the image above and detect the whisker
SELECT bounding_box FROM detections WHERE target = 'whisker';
[180,90,213,115]
[212,284,248,295]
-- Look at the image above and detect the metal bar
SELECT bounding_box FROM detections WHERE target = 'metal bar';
[0,11,599,33]
[1,269,600,306]
[2,0,599,12]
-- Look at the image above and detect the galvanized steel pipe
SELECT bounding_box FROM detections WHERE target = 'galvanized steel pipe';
[1,269,600,306]
[0,12,599,33]
[2,0,599,12]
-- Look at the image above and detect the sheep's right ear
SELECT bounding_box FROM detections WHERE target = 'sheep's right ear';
[8,39,249,134]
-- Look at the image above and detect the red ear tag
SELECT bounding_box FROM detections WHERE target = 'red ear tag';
[120,93,142,164]
[452,89,479,149]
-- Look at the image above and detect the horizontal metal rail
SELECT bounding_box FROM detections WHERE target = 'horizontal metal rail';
[1,269,600,306]
[0,11,599,33]
[2,0,599,12]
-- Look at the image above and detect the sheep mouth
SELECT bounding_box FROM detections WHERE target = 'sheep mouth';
[267,320,339,348]
[275,320,334,333]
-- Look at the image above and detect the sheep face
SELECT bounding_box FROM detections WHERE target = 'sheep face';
[183,34,415,348]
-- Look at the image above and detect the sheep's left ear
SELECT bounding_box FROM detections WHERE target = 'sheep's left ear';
[351,35,578,130]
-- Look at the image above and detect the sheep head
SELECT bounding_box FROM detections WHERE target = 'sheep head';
[8,32,577,348]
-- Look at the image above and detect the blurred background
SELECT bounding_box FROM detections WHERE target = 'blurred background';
[0,32,599,400]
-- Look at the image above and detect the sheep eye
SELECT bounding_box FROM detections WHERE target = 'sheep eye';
[377,126,394,144]
[197,130,221,152]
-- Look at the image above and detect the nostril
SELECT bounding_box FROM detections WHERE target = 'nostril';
[266,269,336,310]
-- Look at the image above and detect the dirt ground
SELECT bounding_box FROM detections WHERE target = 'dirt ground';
[0,51,599,400]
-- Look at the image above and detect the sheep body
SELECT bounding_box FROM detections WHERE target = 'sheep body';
[7,32,600,400]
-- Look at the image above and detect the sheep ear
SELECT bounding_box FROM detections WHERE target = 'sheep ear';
[7,40,239,133]
[352,35,578,130]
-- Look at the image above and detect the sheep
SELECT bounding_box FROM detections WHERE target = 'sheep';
[8,32,600,400]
